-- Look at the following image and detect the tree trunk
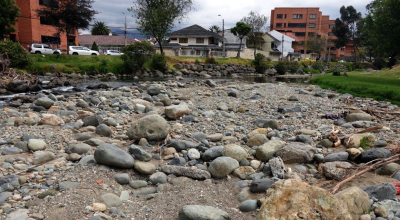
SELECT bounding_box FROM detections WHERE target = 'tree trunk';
[158,39,164,54]
[237,38,242,58]
[66,31,69,55]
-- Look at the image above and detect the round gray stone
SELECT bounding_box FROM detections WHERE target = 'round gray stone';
[238,200,258,212]
[113,173,130,185]
[178,205,230,220]
[101,193,122,207]
[94,144,134,168]
[208,156,239,178]
[149,172,167,184]
[126,115,170,141]
[95,124,113,137]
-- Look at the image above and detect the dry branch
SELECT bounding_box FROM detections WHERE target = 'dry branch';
[331,154,400,194]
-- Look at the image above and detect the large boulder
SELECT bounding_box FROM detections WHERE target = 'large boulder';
[275,142,315,164]
[208,156,239,178]
[126,115,170,141]
[256,179,352,220]
[255,140,285,162]
[165,104,191,120]
[221,144,248,162]
[94,144,134,168]
[334,187,371,220]
[360,183,397,201]
[178,205,230,220]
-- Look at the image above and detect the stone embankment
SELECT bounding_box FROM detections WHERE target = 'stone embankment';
[0,78,399,220]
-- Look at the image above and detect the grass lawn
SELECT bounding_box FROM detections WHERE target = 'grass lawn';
[309,66,400,105]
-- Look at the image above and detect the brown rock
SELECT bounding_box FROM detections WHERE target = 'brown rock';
[334,187,371,220]
[39,114,65,126]
[344,133,375,149]
[256,179,352,220]
[233,166,256,179]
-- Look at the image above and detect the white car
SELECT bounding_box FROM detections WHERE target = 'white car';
[30,44,62,54]
[338,60,346,63]
[105,50,124,56]
[68,46,99,55]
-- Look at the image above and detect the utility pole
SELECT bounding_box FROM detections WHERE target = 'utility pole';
[281,34,284,61]
[122,12,127,46]
[219,15,225,57]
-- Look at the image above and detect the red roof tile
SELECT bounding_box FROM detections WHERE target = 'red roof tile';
[79,35,142,45]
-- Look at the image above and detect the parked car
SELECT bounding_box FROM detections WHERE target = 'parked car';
[338,60,346,63]
[30,44,61,54]
[104,50,124,56]
[68,46,99,55]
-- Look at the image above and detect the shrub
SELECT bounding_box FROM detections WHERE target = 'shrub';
[151,53,168,72]
[288,61,299,74]
[373,58,386,70]
[194,59,201,65]
[0,41,32,69]
[121,41,154,74]
[342,62,354,71]
[205,56,218,65]
[275,61,287,75]
[327,67,342,73]
[91,41,99,51]
[311,62,325,73]
[300,60,313,68]
[275,61,300,75]
[252,53,269,73]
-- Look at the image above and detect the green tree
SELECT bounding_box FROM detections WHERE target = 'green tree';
[339,5,362,65]
[0,0,20,40]
[230,21,251,58]
[241,11,269,57]
[358,14,376,62]
[332,18,349,48]
[209,25,221,33]
[36,0,97,54]
[121,41,154,74]
[306,33,328,59]
[0,41,31,68]
[91,21,110,35]
[128,0,194,54]
[91,41,99,51]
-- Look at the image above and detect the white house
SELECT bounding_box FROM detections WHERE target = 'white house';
[267,30,296,59]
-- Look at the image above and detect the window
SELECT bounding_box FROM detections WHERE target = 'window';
[285,14,287,18]
[277,14,283,18]
[179,38,188,43]
[170,38,177,41]
[329,24,335,28]
[293,14,303,19]
[309,23,315,28]
[41,36,60,44]
[40,16,58,26]
[196,38,204,44]
[33,44,42,48]
[288,23,306,28]
[308,32,314,37]
[271,42,276,49]
[341,48,345,51]
[328,32,335,36]
[294,32,306,36]
[310,14,316,19]
[39,0,58,8]
[284,23,286,28]
[276,23,282,28]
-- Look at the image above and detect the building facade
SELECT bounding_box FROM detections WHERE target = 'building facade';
[270,7,345,59]
[11,0,78,51]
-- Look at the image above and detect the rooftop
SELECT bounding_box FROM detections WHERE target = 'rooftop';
[79,35,142,45]
[169,24,222,39]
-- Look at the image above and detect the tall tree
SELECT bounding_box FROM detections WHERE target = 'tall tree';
[357,14,376,61]
[332,18,349,48]
[0,0,20,40]
[91,21,110,35]
[36,0,97,54]
[209,25,221,33]
[339,5,362,65]
[306,33,328,59]
[230,21,251,58]
[129,0,194,54]
[241,11,268,57]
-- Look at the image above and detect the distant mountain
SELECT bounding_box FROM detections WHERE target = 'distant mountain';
[110,28,147,40]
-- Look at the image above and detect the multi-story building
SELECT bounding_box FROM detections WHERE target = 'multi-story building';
[10,0,78,50]
[270,7,345,59]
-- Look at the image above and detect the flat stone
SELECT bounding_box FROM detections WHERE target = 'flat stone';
[101,193,122,207]
[238,200,258,212]
[94,144,134,168]
[6,209,29,220]
[178,205,230,220]
[360,183,397,201]
[59,181,79,191]
[160,165,211,180]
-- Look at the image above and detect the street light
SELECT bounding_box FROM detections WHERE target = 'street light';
[218,15,225,57]
[122,12,127,46]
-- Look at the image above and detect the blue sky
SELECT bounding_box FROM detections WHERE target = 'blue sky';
[83,0,370,37]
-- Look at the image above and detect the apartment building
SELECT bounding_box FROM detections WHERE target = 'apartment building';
[270,7,345,59]
[10,0,78,50]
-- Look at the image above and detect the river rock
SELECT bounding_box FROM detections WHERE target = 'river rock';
[256,179,352,220]
[208,156,239,178]
[322,161,352,180]
[344,133,375,149]
[227,88,240,97]
[238,200,258,212]
[113,173,130,185]
[188,148,200,160]
[27,139,46,151]
[233,166,256,180]
[167,139,199,151]
[360,183,397,201]
[165,104,191,120]
[346,148,362,160]
[221,144,248,162]
[95,124,113,137]
[5,208,29,220]
[295,135,312,144]
[247,134,268,147]
[250,178,277,193]
[35,97,54,109]
[255,140,285,162]
[127,115,170,141]
[101,193,122,207]
[128,145,152,162]
[277,106,301,113]
[94,144,134,168]
[39,114,64,126]
[33,151,55,165]
[134,162,156,175]
[357,149,391,163]
[324,152,349,162]
[178,205,230,220]
[149,172,167,184]
[372,200,400,218]
[275,142,315,163]
[160,165,211,180]
[66,143,91,155]
[346,113,373,122]
[334,187,371,220]
[263,119,279,129]
[202,146,223,161]
[376,163,400,175]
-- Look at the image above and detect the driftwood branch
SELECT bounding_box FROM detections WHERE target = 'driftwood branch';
[331,154,400,194]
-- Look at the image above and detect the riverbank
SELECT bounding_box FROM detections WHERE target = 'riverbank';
[0,78,399,219]
[310,65,400,105]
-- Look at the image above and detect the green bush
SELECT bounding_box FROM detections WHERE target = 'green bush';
[342,62,354,71]
[252,53,269,73]
[302,68,319,74]
[121,41,154,74]
[0,41,32,68]
[327,67,342,73]
[311,62,325,73]
[288,61,299,74]
[275,61,287,75]
[373,58,386,70]
[275,61,299,75]
[151,53,168,72]
[205,56,218,65]
[91,41,99,51]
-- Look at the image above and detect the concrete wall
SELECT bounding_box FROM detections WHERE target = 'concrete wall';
[224,30,246,48]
